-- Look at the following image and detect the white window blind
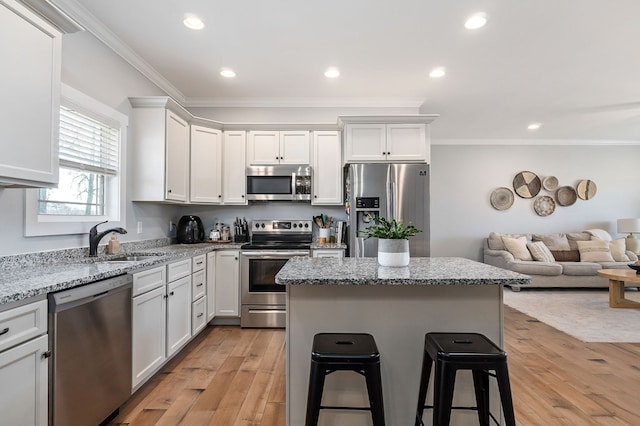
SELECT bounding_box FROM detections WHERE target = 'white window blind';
[59,106,119,175]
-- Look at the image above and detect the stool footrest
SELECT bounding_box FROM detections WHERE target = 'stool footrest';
[320,405,372,411]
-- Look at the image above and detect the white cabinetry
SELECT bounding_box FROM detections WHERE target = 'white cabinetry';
[312,131,343,205]
[0,0,61,187]
[312,248,345,258]
[166,259,192,357]
[130,98,191,202]
[222,131,247,205]
[215,250,240,317]
[247,131,310,165]
[341,116,437,164]
[131,265,166,389]
[190,125,222,204]
[206,252,216,322]
[191,255,207,335]
[0,299,48,425]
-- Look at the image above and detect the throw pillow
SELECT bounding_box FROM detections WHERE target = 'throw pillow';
[532,233,571,251]
[566,232,592,250]
[576,240,614,262]
[527,241,555,262]
[585,229,613,241]
[610,239,631,262]
[502,236,533,261]
[488,232,529,250]
[550,250,580,262]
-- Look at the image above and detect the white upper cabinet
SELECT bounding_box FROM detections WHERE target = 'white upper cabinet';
[247,130,310,165]
[190,125,222,204]
[165,111,190,201]
[312,131,343,205]
[341,116,437,164]
[130,98,191,203]
[223,131,247,205]
[0,0,61,187]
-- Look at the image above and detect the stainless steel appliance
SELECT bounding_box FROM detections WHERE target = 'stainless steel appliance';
[240,219,312,327]
[246,165,312,201]
[346,163,430,257]
[177,215,205,243]
[49,274,132,426]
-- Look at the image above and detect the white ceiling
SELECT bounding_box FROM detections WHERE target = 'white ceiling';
[54,0,640,140]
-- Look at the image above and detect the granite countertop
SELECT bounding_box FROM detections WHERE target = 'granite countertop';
[276,256,531,286]
[0,242,243,307]
[310,243,347,250]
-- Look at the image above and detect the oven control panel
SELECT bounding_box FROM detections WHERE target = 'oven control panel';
[252,220,312,233]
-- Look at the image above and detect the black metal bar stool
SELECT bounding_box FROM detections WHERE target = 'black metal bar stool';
[415,332,516,426]
[305,333,385,426]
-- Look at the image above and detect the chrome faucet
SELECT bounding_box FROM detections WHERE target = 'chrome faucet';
[89,220,127,256]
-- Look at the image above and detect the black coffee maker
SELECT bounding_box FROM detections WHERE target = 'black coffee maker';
[176,215,205,244]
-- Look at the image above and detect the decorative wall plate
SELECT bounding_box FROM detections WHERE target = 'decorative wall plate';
[534,195,556,216]
[542,176,559,191]
[490,187,515,210]
[576,180,597,200]
[513,171,541,199]
[555,186,577,206]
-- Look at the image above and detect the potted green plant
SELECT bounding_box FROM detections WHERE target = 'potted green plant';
[361,216,422,267]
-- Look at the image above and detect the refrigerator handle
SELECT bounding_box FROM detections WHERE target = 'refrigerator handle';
[388,179,397,220]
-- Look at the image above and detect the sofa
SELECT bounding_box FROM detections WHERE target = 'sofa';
[483,230,639,291]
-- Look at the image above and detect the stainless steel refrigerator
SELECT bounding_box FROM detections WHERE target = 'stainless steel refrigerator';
[346,163,430,257]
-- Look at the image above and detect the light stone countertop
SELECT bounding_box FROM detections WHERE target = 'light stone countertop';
[276,256,531,286]
[0,242,243,307]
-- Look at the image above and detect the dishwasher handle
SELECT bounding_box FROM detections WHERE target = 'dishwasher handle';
[49,274,132,312]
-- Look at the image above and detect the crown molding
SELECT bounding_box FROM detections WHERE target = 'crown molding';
[20,0,84,33]
[183,97,426,109]
[50,0,186,103]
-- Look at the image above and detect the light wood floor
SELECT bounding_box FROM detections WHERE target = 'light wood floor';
[110,306,640,425]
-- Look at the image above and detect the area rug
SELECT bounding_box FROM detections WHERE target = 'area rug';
[503,289,640,343]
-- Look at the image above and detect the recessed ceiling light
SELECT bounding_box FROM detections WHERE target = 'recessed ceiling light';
[220,69,236,78]
[527,123,542,130]
[183,15,205,30]
[324,68,340,78]
[465,12,487,30]
[429,67,446,78]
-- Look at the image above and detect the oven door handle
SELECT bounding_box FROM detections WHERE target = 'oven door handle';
[241,251,309,257]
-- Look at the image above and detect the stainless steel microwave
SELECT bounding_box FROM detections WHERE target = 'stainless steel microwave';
[246,165,312,201]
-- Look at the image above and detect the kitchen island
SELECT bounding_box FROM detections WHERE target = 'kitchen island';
[276,256,529,426]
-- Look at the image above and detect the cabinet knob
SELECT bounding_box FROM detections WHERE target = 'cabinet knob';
[276,157,279,160]
[314,195,317,198]
[170,291,175,296]
[218,195,222,198]
[197,313,204,318]
[168,189,172,193]
[41,351,52,359]
[0,327,8,336]
[235,257,238,260]
[241,195,245,198]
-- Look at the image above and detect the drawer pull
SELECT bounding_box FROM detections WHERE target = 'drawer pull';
[196,261,203,265]
[0,327,9,336]
[196,283,203,287]
[197,313,204,318]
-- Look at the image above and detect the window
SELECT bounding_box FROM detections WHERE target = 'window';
[25,84,128,236]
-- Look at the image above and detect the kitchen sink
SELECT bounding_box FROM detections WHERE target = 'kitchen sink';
[103,255,158,262]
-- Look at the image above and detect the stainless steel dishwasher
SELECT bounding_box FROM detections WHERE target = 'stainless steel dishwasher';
[49,273,132,426]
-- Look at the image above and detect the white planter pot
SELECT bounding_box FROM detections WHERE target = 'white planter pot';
[377,238,410,267]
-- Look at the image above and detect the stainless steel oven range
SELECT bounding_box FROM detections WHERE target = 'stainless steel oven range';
[240,219,312,328]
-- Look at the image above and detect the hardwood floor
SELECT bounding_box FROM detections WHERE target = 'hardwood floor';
[110,307,640,425]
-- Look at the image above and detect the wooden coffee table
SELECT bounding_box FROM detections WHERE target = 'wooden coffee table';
[597,269,640,308]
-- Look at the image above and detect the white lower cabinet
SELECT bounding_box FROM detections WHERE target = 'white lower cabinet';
[0,299,48,425]
[311,249,345,258]
[166,275,192,357]
[206,252,216,322]
[132,254,214,390]
[215,250,240,317]
[131,284,166,389]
